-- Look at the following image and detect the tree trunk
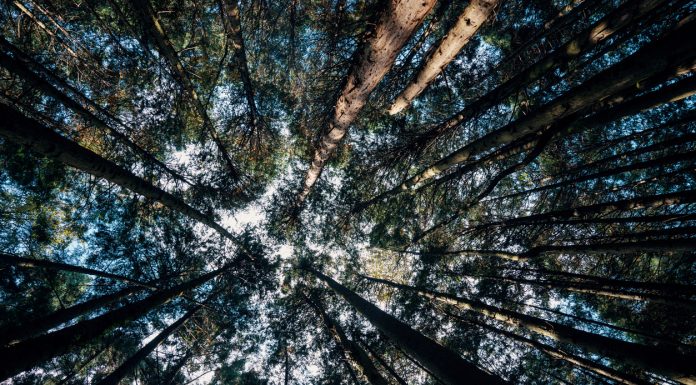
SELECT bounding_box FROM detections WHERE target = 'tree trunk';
[0,265,225,380]
[0,252,154,287]
[474,274,696,310]
[388,0,500,114]
[396,15,696,190]
[469,189,696,231]
[447,311,651,385]
[402,0,670,152]
[362,275,696,384]
[96,306,200,385]
[310,269,508,385]
[0,286,143,347]
[0,38,194,186]
[358,338,409,385]
[220,0,262,137]
[296,0,437,205]
[303,293,389,385]
[0,104,242,246]
[132,0,240,180]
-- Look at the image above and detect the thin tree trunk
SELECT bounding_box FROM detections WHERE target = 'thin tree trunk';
[0,38,194,186]
[467,189,696,231]
[303,293,390,385]
[0,104,243,246]
[296,0,437,205]
[0,286,143,347]
[132,0,240,180]
[0,265,225,380]
[388,0,500,114]
[220,0,262,136]
[446,311,651,385]
[0,252,154,288]
[310,269,508,385]
[96,306,201,385]
[473,274,696,310]
[423,239,696,262]
[358,338,409,385]
[362,275,696,384]
[491,150,696,203]
[394,16,696,190]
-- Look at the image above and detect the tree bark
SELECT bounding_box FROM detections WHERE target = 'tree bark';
[408,0,671,147]
[388,0,500,114]
[296,0,437,205]
[0,38,194,186]
[310,269,508,385]
[358,338,409,385]
[446,311,652,385]
[0,286,143,347]
[362,275,696,384]
[395,15,696,190]
[303,293,390,385]
[96,306,201,385]
[468,189,696,231]
[220,0,262,137]
[0,265,225,380]
[0,104,243,246]
[0,252,154,287]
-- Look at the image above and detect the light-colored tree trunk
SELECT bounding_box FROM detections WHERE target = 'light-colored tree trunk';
[388,0,500,115]
[396,16,696,190]
[297,0,437,205]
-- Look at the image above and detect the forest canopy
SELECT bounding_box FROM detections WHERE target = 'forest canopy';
[0,0,695,384]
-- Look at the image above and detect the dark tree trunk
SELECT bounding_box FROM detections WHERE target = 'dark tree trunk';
[362,275,696,384]
[0,266,225,380]
[0,104,242,246]
[310,270,508,385]
[96,306,200,385]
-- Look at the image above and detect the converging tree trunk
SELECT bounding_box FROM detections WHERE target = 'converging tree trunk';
[303,292,389,385]
[132,0,240,180]
[296,0,436,205]
[447,311,652,385]
[310,269,508,385]
[362,275,696,384]
[0,265,225,380]
[0,105,243,247]
[0,286,143,347]
[388,0,500,114]
[96,306,200,385]
[391,16,696,191]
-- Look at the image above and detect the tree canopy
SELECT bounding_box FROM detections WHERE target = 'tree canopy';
[0,0,695,384]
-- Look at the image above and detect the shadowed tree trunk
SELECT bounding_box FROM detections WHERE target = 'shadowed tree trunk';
[445,311,652,385]
[0,104,243,247]
[388,0,500,114]
[357,338,409,385]
[303,292,390,385]
[96,306,201,385]
[362,275,696,384]
[219,0,263,139]
[0,39,194,186]
[296,0,437,205]
[310,269,508,385]
[0,286,143,347]
[0,252,154,287]
[0,265,226,380]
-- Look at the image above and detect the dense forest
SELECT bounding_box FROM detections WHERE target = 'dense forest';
[0,0,694,383]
